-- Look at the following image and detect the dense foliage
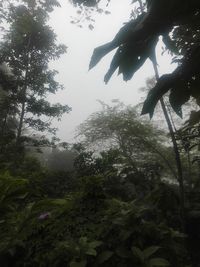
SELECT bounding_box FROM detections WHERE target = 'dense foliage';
[0,165,190,267]
[0,0,70,169]
[0,0,200,266]
[0,101,200,266]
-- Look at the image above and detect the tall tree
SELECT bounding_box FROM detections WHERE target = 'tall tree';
[77,101,176,179]
[0,0,70,155]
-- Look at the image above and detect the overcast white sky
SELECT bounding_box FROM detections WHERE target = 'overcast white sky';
[48,0,175,142]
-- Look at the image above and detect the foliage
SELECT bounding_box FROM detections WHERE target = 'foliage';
[82,0,200,118]
[40,146,78,172]
[77,101,176,179]
[0,173,189,267]
[0,1,199,266]
[0,0,70,166]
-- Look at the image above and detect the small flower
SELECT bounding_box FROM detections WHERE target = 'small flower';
[38,212,51,220]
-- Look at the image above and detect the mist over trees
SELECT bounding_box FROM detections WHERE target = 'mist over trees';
[0,0,70,169]
[0,0,200,266]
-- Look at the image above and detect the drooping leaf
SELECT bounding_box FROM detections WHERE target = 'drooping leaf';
[169,83,190,117]
[88,0,200,116]
[105,36,158,82]
[89,13,146,70]
[141,74,174,118]
[162,33,178,55]
[187,110,200,125]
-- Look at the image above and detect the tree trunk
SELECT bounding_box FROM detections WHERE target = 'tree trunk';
[16,70,28,145]
[152,60,185,230]
[16,37,31,145]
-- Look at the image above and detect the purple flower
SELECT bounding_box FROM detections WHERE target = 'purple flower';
[38,212,51,220]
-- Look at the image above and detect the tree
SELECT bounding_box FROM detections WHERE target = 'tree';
[0,64,18,161]
[0,0,70,158]
[77,101,176,180]
[70,0,200,227]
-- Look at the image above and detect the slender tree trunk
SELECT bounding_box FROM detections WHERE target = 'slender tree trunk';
[135,0,185,228]
[152,60,185,230]
[16,37,31,145]
[16,71,28,145]
[187,151,192,186]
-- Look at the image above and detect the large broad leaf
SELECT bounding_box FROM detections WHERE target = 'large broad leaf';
[162,33,178,55]
[104,36,158,83]
[143,52,200,117]
[141,74,175,118]
[89,14,146,70]
[187,110,200,125]
[88,0,200,118]
[142,46,200,117]
[169,83,190,117]
[89,0,188,74]
[90,11,159,83]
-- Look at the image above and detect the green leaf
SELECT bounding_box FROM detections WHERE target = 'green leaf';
[89,14,147,72]
[131,246,144,262]
[162,34,178,55]
[95,250,114,264]
[51,199,68,205]
[143,246,160,259]
[169,84,190,117]
[141,74,173,118]
[86,248,97,256]
[187,111,200,125]
[79,237,88,245]
[89,240,103,248]
[149,258,170,267]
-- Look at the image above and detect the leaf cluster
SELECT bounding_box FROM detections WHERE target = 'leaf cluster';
[87,0,200,117]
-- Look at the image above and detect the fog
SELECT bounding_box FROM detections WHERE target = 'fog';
[48,0,175,142]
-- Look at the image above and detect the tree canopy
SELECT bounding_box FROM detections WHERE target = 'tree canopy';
[77,101,176,178]
[0,0,71,166]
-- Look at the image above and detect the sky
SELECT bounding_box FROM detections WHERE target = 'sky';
[48,0,175,142]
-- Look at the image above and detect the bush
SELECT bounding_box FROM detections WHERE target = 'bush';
[0,174,189,267]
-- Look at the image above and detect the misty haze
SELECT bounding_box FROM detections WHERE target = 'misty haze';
[0,1,199,266]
